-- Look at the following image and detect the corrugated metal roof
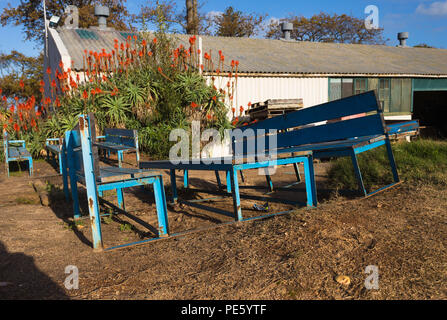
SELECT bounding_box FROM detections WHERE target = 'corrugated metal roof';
[56,28,447,76]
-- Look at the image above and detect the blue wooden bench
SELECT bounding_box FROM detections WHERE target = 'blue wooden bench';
[62,114,168,251]
[387,120,419,140]
[240,90,402,197]
[46,138,64,174]
[3,130,33,177]
[95,128,140,168]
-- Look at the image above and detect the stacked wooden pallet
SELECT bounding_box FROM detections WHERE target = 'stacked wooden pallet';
[247,99,304,121]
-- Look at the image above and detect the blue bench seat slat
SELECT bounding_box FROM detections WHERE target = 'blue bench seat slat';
[8,147,31,158]
[47,144,61,153]
[94,142,136,151]
[104,128,137,138]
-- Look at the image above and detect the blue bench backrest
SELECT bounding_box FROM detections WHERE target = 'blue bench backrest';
[233,90,387,156]
[104,128,138,148]
[65,114,101,180]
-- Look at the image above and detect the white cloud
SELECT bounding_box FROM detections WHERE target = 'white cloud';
[206,11,223,19]
[416,1,447,15]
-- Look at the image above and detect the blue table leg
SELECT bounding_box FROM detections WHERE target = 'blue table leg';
[116,188,125,210]
[303,156,317,207]
[215,171,223,189]
[226,170,232,193]
[265,171,274,193]
[183,170,189,188]
[229,168,243,221]
[170,169,178,204]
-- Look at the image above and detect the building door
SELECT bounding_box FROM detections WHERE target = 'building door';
[413,79,447,137]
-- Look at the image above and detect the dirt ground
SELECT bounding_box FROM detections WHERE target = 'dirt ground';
[0,153,446,300]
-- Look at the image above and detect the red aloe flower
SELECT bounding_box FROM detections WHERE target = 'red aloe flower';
[190,102,198,108]
[13,123,19,132]
[46,67,52,75]
[82,90,88,99]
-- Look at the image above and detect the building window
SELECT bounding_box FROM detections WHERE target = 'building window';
[329,78,368,101]
[354,79,368,95]
[378,79,391,112]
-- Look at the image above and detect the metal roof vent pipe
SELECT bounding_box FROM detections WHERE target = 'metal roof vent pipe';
[95,5,110,30]
[397,32,409,47]
[281,22,293,41]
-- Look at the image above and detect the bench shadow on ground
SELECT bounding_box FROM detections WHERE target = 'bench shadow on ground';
[0,242,68,299]
[44,182,95,249]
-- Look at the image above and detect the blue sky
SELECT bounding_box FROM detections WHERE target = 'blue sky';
[1,0,446,57]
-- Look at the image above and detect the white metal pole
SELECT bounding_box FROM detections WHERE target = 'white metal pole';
[43,0,48,57]
[199,36,203,75]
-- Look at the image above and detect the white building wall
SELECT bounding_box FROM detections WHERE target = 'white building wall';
[206,76,329,119]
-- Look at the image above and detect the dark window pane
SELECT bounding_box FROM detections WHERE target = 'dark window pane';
[342,79,353,98]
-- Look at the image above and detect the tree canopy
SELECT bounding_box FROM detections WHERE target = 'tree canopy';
[209,6,267,38]
[1,0,132,44]
[0,51,43,101]
[266,12,387,45]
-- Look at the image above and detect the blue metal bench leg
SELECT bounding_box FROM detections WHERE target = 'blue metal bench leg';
[265,171,274,193]
[118,151,123,168]
[386,140,400,183]
[170,169,178,204]
[303,155,318,207]
[79,115,104,251]
[116,188,125,210]
[293,163,301,182]
[153,176,169,237]
[229,168,243,221]
[6,161,10,177]
[215,171,223,189]
[183,170,189,188]
[58,152,63,175]
[28,158,33,176]
[350,150,368,197]
[239,170,245,183]
[60,145,70,202]
[226,170,232,193]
